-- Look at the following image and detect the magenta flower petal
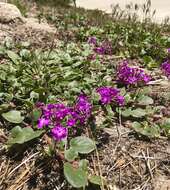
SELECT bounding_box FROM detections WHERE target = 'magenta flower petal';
[115,95,125,106]
[94,47,105,55]
[88,37,97,45]
[67,118,76,127]
[51,125,68,141]
[161,60,170,78]
[97,87,121,105]
[38,118,49,128]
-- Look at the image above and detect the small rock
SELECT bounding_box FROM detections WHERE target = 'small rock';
[0,2,23,23]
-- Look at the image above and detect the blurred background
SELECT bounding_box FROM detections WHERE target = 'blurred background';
[77,0,170,22]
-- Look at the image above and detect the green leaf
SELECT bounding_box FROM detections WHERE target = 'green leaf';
[30,91,39,100]
[20,49,30,59]
[143,55,153,64]
[0,104,10,112]
[70,136,96,154]
[0,71,6,80]
[138,95,153,105]
[132,122,160,138]
[106,105,114,118]
[7,126,44,147]
[64,162,88,188]
[0,46,5,54]
[145,125,160,138]
[2,110,24,123]
[6,50,20,64]
[79,159,89,171]
[32,109,42,122]
[143,55,158,68]
[44,144,54,156]
[121,108,132,117]
[163,118,170,126]
[65,148,78,162]
[161,119,170,135]
[147,61,158,68]
[132,122,143,133]
[89,175,102,186]
[124,94,131,103]
[131,108,146,118]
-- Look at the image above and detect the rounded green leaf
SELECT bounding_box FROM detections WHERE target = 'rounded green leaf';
[132,108,146,118]
[65,148,78,162]
[132,122,160,138]
[64,162,88,188]
[70,136,96,154]
[7,126,44,147]
[138,95,153,105]
[132,122,143,133]
[2,110,24,123]
[79,159,89,171]
[121,108,132,117]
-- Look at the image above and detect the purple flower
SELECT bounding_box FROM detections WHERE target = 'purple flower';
[161,60,170,78]
[38,118,49,128]
[88,37,113,55]
[97,87,124,106]
[115,95,125,106]
[47,104,56,109]
[36,102,45,108]
[55,107,70,120]
[101,41,113,55]
[75,94,92,124]
[76,94,92,113]
[117,61,151,85]
[67,118,76,127]
[97,87,118,104]
[93,42,112,55]
[94,47,105,55]
[167,48,170,53]
[88,37,97,45]
[143,75,151,83]
[51,124,68,141]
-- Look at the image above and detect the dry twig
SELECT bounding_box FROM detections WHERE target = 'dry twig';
[8,152,39,176]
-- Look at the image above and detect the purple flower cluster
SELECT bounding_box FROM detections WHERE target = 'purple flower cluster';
[117,61,151,85]
[88,37,113,55]
[88,37,97,45]
[94,47,106,55]
[96,87,125,106]
[75,94,92,124]
[37,94,92,141]
[161,60,170,78]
